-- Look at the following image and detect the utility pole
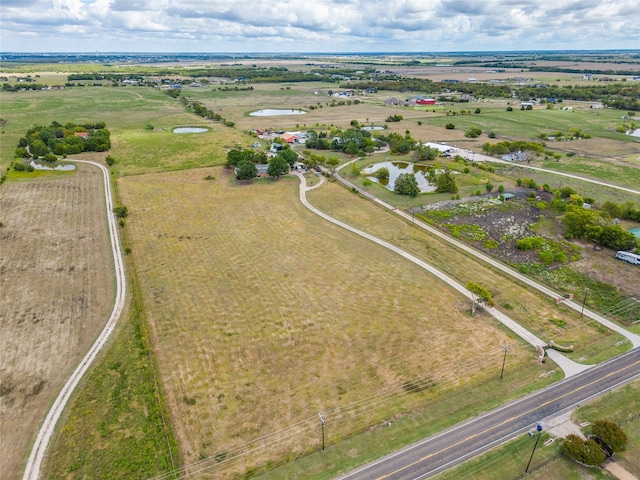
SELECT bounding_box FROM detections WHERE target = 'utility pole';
[580,287,589,318]
[318,412,325,451]
[525,425,543,473]
[500,345,510,380]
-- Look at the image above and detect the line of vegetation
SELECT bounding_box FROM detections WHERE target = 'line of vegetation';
[14,121,110,160]
[46,277,179,479]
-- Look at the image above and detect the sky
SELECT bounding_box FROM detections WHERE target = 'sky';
[1,0,638,53]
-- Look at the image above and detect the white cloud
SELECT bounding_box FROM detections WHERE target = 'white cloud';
[0,0,637,52]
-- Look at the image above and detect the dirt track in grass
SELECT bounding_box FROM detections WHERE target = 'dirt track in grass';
[118,166,529,478]
[0,166,114,480]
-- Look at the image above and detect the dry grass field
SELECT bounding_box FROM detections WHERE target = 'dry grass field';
[0,166,114,480]
[118,166,542,478]
[307,179,627,362]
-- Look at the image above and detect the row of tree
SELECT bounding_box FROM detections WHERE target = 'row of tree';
[15,121,110,159]
[227,146,300,181]
[562,204,638,251]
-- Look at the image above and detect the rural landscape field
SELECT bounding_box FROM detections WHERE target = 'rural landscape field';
[1,51,639,480]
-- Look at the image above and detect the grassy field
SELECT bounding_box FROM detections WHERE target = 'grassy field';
[1,68,637,480]
[0,86,254,175]
[307,178,627,360]
[0,166,114,480]
[45,270,179,480]
[421,103,635,143]
[116,165,556,478]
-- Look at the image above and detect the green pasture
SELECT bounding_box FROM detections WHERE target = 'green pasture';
[0,86,254,175]
[535,155,640,191]
[420,106,634,143]
[496,163,640,205]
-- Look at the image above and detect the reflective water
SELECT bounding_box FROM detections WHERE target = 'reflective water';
[174,127,209,133]
[30,161,76,171]
[249,109,307,116]
[362,161,437,193]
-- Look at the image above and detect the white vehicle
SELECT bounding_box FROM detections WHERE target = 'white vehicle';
[615,250,640,265]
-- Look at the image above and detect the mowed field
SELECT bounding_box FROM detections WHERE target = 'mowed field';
[0,86,253,175]
[0,166,114,479]
[118,166,536,478]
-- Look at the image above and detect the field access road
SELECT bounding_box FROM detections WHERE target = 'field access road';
[455,149,640,196]
[297,173,588,378]
[22,160,127,480]
[332,162,640,350]
[337,347,640,480]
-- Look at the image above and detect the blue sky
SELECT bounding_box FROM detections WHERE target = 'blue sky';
[1,0,638,53]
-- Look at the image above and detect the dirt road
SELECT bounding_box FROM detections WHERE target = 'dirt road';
[20,160,127,480]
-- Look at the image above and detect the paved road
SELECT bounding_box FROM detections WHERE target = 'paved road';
[22,160,127,480]
[337,347,640,480]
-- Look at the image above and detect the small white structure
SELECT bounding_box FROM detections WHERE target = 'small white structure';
[422,142,455,155]
[616,251,640,265]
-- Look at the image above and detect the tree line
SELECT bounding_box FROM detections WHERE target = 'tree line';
[15,121,110,159]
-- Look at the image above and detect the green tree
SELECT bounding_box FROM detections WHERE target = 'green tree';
[278,148,299,166]
[325,157,340,174]
[563,434,606,466]
[374,167,390,181]
[562,206,597,239]
[485,182,494,193]
[465,282,494,307]
[226,149,248,167]
[591,420,627,452]
[30,139,50,158]
[464,126,482,138]
[435,171,458,194]
[267,155,289,178]
[394,173,419,197]
[235,159,257,181]
[113,205,128,218]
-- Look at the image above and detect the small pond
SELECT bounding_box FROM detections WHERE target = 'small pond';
[627,128,640,137]
[361,126,385,131]
[362,161,437,193]
[174,127,209,134]
[249,109,307,117]
[30,160,76,171]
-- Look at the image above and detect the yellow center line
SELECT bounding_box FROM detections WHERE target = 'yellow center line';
[375,359,640,480]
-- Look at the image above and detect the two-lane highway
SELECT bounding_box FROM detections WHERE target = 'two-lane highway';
[339,347,640,480]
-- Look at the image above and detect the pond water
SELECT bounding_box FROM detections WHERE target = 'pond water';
[30,160,76,171]
[173,127,209,134]
[362,161,437,193]
[627,128,640,137]
[249,109,307,116]
[361,126,385,131]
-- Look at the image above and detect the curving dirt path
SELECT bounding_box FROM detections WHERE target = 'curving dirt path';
[296,172,590,377]
[333,161,640,350]
[21,160,127,480]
